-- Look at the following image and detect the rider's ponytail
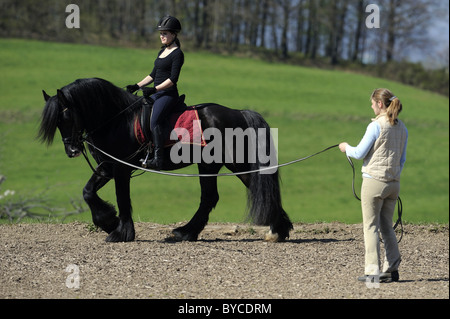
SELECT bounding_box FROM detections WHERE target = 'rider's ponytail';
[174,36,181,48]
[371,88,403,125]
[386,97,402,126]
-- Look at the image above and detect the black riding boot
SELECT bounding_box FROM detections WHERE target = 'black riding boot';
[146,125,164,170]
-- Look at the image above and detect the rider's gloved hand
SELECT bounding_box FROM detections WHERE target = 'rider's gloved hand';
[126,84,140,94]
[142,87,157,98]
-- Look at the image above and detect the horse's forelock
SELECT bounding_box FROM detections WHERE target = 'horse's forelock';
[38,95,60,145]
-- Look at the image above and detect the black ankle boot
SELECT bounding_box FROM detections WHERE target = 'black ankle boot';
[147,147,164,170]
[142,125,164,170]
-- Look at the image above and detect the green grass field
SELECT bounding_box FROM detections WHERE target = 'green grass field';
[0,39,448,224]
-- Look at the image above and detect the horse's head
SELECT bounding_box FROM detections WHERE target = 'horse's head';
[39,78,139,159]
[39,89,84,158]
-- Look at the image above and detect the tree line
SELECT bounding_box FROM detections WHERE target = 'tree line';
[1,0,448,95]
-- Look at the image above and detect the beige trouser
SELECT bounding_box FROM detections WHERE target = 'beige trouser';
[361,177,401,275]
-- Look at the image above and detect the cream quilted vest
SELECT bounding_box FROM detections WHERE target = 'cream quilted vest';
[362,114,407,182]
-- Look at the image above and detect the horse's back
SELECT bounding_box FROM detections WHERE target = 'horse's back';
[194,103,248,130]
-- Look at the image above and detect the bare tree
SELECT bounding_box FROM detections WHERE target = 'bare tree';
[376,0,436,62]
[351,0,366,62]
[295,0,306,53]
[277,0,293,59]
[304,0,317,58]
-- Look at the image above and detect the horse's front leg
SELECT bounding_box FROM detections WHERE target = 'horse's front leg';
[106,165,135,242]
[83,163,119,234]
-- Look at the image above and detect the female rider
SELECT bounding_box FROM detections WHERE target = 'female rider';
[127,16,184,170]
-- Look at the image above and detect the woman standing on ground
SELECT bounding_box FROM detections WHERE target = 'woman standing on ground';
[339,88,408,283]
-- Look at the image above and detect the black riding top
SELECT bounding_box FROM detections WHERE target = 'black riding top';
[149,48,184,95]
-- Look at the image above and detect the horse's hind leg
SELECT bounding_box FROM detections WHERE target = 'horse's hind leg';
[227,163,292,242]
[83,164,119,234]
[172,164,221,241]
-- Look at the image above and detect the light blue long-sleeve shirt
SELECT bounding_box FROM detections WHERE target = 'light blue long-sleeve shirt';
[346,121,408,178]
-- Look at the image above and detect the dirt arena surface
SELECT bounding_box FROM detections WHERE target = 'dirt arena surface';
[0,222,448,299]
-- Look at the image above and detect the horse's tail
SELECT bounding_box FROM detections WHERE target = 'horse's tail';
[240,110,293,240]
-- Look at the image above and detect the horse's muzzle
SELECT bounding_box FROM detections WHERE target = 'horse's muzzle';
[65,145,82,158]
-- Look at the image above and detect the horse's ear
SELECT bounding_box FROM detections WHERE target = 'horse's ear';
[42,90,51,102]
[56,89,69,107]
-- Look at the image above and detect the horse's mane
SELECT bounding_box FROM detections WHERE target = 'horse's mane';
[62,78,138,122]
[38,78,139,145]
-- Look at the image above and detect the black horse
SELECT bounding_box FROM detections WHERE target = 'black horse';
[38,78,292,242]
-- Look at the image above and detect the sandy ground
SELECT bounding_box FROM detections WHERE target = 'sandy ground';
[0,222,448,300]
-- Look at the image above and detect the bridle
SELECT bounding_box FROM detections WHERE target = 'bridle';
[59,95,146,177]
[60,106,84,150]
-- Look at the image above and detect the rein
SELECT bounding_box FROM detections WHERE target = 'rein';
[84,95,145,138]
[81,147,99,174]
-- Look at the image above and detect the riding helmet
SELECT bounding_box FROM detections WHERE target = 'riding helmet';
[157,16,182,33]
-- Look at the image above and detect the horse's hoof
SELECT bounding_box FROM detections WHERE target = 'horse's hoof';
[105,232,135,242]
[264,230,282,242]
[106,231,121,242]
[171,228,198,242]
[105,226,135,242]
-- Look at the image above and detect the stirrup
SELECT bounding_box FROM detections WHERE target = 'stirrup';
[140,157,150,168]
[140,149,163,170]
[140,145,153,168]
[141,156,162,170]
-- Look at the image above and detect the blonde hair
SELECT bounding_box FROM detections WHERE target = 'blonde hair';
[371,88,402,125]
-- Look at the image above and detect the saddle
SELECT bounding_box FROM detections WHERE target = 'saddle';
[134,94,207,147]
[138,94,187,143]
